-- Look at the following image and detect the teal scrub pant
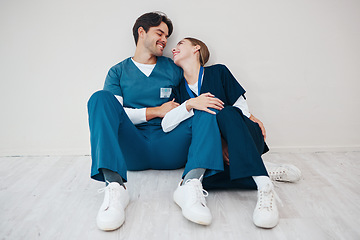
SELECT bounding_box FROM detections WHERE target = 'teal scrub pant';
[87,90,224,182]
[203,106,269,190]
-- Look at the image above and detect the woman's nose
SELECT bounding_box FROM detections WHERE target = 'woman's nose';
[172,48,176,53]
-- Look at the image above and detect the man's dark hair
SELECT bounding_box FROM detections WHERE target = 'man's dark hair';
[132,12,173,45]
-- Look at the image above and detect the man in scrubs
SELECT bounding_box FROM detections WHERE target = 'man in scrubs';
[87,12,225,231]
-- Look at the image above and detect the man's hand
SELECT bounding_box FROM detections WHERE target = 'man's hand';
[249,114,266,141]
[221,137,229,165]
[186,92,224,114]
[157,99,180,118]
[146,99,179,121]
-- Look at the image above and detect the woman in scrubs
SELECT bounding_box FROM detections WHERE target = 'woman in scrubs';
[162,37,300,229]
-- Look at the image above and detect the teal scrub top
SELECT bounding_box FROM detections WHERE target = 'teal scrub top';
[103,56,183,125]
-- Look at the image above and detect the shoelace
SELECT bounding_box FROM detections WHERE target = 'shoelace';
[98,181,122,210]
[98,180,110,194]
[258,184,283,210]
[268,168,287,181]
[185,179,208,206]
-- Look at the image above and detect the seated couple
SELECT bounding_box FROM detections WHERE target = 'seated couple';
[87,12,301,231]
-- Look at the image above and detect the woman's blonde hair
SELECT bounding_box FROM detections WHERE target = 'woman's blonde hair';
[184,37,210,66]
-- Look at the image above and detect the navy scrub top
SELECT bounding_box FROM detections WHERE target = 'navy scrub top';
[171,64,246,106]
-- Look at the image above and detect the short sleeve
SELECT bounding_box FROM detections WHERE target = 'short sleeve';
[103,66,123,96]
[221,65,246,105]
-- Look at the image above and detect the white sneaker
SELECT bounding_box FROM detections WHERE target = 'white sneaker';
[253,183,281,229]
[267,163,302,182]
[96,182,130,231]
[173,179,212,225]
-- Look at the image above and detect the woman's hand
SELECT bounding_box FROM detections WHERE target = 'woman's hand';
[186,92,224,114]
[249,114,266,141]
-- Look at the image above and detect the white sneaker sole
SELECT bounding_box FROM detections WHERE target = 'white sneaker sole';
[253,218,279,229]
[97,214,125,231]
[173,191,212,226]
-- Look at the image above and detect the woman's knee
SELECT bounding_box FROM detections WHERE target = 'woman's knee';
[192,109,219,127]
[217,106,240,123]
[194,108,219,118]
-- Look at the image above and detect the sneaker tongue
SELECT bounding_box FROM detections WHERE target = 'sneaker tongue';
[260,183,273,193]
[187,179,207,204]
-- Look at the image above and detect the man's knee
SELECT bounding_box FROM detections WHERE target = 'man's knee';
[87,90,125,120]
[88,90,115,107]
[88,90,124,114]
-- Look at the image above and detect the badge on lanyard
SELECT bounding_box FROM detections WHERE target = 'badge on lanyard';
[160,88,172,98]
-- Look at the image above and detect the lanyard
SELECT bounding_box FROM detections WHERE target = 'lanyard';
[185,66,204,98]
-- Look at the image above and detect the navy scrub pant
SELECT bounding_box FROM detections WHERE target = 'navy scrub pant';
[87,90,224,182]
[203,106,269,190]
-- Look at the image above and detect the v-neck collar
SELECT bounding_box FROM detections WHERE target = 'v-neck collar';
[184,67,205,98]
[185,66,204,98]
[129,57,159,78]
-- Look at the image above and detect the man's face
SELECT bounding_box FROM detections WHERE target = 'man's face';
[142,22,169,56]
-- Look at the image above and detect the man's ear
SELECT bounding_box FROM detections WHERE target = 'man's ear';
[138,27,146,39]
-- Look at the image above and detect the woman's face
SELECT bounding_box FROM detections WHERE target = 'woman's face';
[172,39,197,66]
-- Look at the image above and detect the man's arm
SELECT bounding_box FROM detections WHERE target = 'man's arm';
[115,96,146,125]
[146,99,179,121]
[115,95,179,124]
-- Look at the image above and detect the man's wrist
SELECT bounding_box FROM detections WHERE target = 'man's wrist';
[146,106,161,121]
[185,99,193,112]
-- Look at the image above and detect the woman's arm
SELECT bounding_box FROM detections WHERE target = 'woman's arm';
[161,101,194,132]
[233,95,251,118]
[231,95,266,141]
[186,93,224,114]
[162,92,224,132]
[249,114,266,141]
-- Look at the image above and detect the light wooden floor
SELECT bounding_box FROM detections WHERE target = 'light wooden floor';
[0,152,359,240]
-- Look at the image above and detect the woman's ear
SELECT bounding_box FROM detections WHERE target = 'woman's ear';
[193,45,201,53]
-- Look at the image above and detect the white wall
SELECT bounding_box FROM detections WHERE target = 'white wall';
[0,0,359,156]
